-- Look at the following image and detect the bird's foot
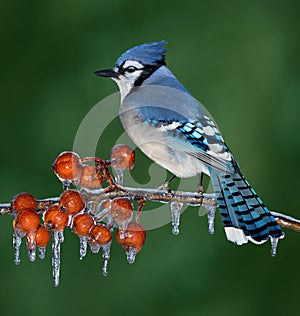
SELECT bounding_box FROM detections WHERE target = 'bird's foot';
[157,175,176,194]
[157,182,172,194]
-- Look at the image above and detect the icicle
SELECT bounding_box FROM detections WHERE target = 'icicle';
[126,246,137,264]
[205,205,216,235]
[52,230,63,287]
[170,202,183,235]
[101,241,112,276]
[79,236,88,260]
[270,237,279,257]
[27,245,36,262]
[13,233,22,265]
[38,247,46,260]
[114,167,124,185]
[57,230,64,243]
[89,242,100,254]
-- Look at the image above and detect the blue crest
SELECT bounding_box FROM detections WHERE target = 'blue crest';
[116,41,167,67]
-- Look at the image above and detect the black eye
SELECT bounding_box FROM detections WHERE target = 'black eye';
[125,66,136,73]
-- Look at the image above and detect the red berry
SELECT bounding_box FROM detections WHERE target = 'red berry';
[110,144,135,170]
[110,198,133,224]
[11,193,36,213]
[43,205,69,231]
[72,214,94,236]
[116,222,146,253]
[35,225,51,247]
[59,189,85,215]
[52,151,83,181]
[79,165,102,188]
[89,225,112,245]
[14,210,40,234]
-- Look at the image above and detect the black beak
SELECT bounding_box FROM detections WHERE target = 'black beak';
[94,68,119,79]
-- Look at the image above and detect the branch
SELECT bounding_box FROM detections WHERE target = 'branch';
[2,189,299,234]
[271,211,300,233]
[80,186,217,206]
[0,198,59,216]
[1,147,298,287]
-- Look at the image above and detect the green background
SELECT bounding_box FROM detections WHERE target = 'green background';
[0,0,300,315]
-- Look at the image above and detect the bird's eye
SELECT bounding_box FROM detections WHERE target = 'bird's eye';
[125,66,136,73]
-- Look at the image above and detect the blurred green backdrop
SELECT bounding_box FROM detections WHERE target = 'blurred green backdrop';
[0,0,300,315]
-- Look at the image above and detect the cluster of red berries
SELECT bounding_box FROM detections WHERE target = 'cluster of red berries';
[10,144,146,286]
[12,193,50,261]
[51,144,135,189]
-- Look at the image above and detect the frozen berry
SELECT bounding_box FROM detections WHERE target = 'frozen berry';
[43,205,69,231]
[52,151,83,181]
[110,144,135,170]
[11,193,36,213]
[79,165,103,188]
[72,214,94,236]
[116,222,146,253]
[35,225,51,247]
[59,189,85,215]
[14,210,40,234]
[110,198,133,224]
[89,224,112,246]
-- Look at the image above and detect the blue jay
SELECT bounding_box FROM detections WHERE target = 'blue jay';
[95,41,284,251]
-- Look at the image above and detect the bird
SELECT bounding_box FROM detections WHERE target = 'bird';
[95,41,284,253]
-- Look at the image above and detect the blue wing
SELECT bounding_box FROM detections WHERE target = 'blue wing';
[145,115,236,174]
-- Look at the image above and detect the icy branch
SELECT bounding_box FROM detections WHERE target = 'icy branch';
[1,189,300,234]
[271,211,300,233]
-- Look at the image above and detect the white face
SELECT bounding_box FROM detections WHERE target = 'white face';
[113,60,144,101]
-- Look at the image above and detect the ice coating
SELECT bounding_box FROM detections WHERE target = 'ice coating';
[13,233,22,265]
[118,222,130,240]
[62,179,71,191]
[170,202,183,235]
[270,237,279,257]
[26,232,36,262]
[94,207,110,222]
[205,205,216,235]
[27,244,36,262]
[79,235,88,260]
[52,230,64,287]
[38,247,46,260]
[89,242,101,254]
[113,167,124,185]
[126,246,137,264]
[101,241,112,276]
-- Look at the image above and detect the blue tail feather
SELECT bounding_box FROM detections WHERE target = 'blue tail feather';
[211,170,284,244]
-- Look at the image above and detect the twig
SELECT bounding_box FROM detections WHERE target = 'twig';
[271,211,300,233]
[80,186,217,206]
[0,197,59,216]
[1,188,299,234]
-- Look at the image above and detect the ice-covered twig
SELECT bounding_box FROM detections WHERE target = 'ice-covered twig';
[80,187,217,207]
[0,198,59,216]
[271,211,300,232]
[1,192,300,234]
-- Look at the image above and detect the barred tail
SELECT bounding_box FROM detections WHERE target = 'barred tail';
[211,170,284,245]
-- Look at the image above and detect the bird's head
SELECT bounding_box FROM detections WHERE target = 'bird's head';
[95,41,167,99]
